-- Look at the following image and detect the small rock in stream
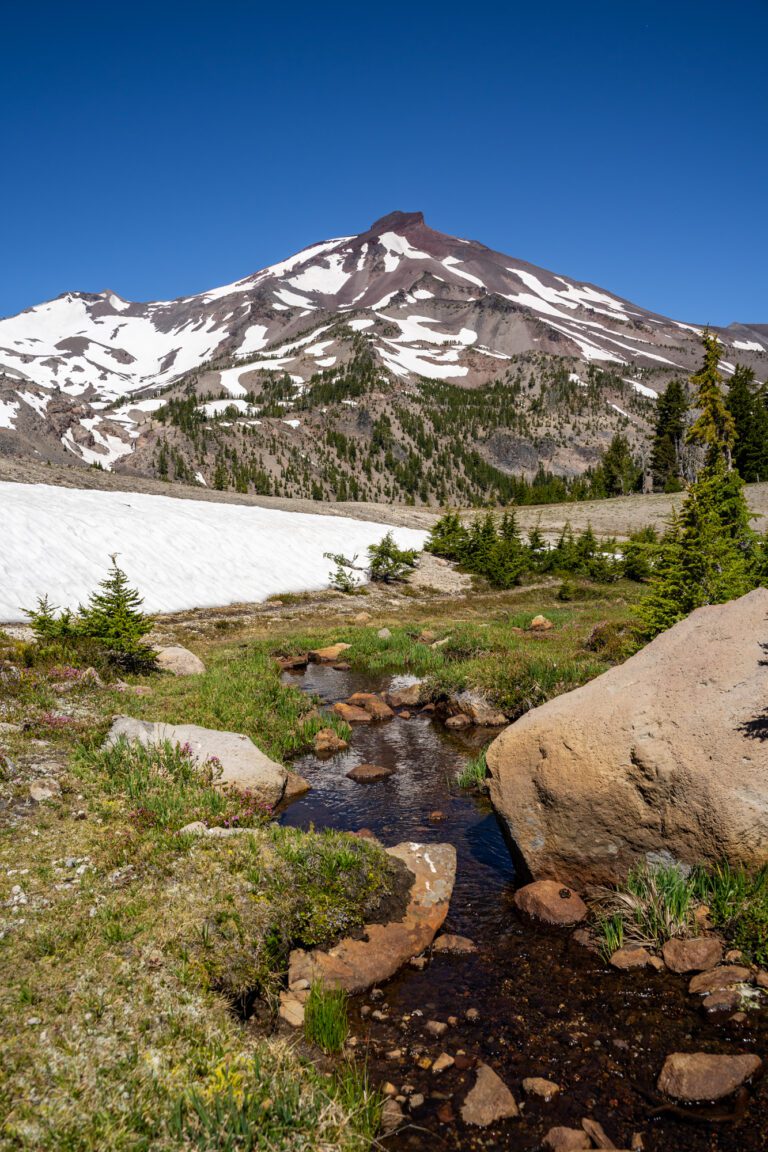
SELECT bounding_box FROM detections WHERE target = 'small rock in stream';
[523,1076,561,1101]
[461,1063,519,1126]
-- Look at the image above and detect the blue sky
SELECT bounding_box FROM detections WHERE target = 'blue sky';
[2,1,766,324]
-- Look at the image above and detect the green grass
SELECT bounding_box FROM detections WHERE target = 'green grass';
[457,747,488,790]
[591,862,701,951]
[694,862,768,966]
[304,983,349,1054]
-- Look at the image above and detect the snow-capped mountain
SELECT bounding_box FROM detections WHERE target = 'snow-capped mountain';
[1,210,765,473]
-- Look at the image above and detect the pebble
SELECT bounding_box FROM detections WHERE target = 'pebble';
[465,1007,480,1021]
[433,1053,455,1074]
[426,1020,448,1037]
[380,1097,404,1133]
[409,1093,425,1109]
[523,1076,561,1101]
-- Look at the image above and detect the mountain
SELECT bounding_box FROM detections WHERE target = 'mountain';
[1,211,765,502]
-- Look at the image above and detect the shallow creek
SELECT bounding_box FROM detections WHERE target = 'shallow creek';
[280,665,768,1151]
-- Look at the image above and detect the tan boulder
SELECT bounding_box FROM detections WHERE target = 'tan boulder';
[313,727,348,755]
[288,841,456,994]
[309,642,351,663]
[662,936,723,973]
[514,880,587,925]
[658,1052,761,1101]
[332,702,372,723]
[154,645,205,676]
[487,591,768,885]
[105,716,286,805]
[386,682,423,708]
[346,692,394,720]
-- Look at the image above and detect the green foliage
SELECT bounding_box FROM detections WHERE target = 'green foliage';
[366,532,418,583]
[639,461,760,638]
[594,432,642,496]
[591,862,701,949]
[426,512,633,588]
[727,364,768,483]
[304,983,349,1054]
[26,558,156,673]
[650,379,688,491]
[324,551,361,593]
[686,331,736,468]
[695,862,768,967]
[596,913,625,960]
[456,748,488,790]
[75,737,273,833]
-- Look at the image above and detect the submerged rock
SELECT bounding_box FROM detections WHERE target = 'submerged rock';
[346,763,394,783]
[542,1128,591,1151]
[657,1051,762,1101]
[105,716,287,805]
[514,880,587,926]
[523,1076,560,1101]
[288,841,456,994]
[487,590,768,884]
[461,1063,519,1126]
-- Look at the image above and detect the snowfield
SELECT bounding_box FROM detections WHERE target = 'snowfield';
[0,483,427,622]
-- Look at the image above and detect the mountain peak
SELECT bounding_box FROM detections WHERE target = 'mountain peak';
[368,210,425,233]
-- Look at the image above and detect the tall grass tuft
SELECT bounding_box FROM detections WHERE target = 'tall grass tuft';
[590,862,699,950]
[457,748,489,790]
[304,983,349,1054]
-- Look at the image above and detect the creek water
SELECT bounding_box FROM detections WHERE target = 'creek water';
[279,665,768,1151]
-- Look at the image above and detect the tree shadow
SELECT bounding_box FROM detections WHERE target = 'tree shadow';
[738,642,768,741]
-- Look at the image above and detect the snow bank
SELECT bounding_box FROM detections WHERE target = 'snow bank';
[0,483,426,621]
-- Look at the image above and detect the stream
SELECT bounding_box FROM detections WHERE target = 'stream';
[280,664,768,1151]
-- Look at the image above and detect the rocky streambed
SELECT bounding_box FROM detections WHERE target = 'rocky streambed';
[279,661,768,1152]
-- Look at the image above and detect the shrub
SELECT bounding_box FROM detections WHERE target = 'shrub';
[367,532,418,583]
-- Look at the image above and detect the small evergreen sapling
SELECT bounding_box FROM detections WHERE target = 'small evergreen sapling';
[366,532,418,583]
[77,556,156,671]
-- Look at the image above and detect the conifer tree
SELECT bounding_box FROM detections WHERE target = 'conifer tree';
[77,556,156,671]
[686,332,736,470]
[650,379,688,491]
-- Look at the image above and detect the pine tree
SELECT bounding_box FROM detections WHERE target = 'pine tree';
[728,365,768,482]
[601,433,641,495]
[686,332,736,470]
[77,556,156,671]
[650,379,688,491]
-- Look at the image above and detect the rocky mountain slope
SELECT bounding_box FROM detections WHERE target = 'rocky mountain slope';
[1,211,765,502]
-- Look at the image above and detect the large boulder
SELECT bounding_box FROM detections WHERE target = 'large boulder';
[106,716,287,805]
[288,841,456,994]
[487,591,768,885]
[154,645,206,676]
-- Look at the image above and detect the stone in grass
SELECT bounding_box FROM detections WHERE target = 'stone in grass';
[309,643,352,663]
[529,614,554,631]
[658,1052,762,1102]
[662,936,723,973]
[523,1077,560,1101]
[514,880,587,926]
[29,778,61,803]
[346,763,394,783]
[461,1063,519,1126]
[154,645,205,676]
[105,716,286,805]
[377,628,392,640]
[542,1129,591,1151]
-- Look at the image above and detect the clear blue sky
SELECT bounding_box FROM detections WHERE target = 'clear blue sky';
[2,1,766,325]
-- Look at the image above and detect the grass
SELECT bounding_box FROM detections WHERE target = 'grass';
[457,747,489,790]
[591,862,701,952]
[304,983,349,1054]
[695,862,768,966]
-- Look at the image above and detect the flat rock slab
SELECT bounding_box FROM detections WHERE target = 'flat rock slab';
[106,716,286,805]
[288,841,456,995]
[543,1128,591,1151]
[662,936,723,973]
[514,880,587,925]
[461,1063,519,1126]
[154,645,206,676]
[658,1052,762,1101]
[689,966,753,995]
[310,643,352,663]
